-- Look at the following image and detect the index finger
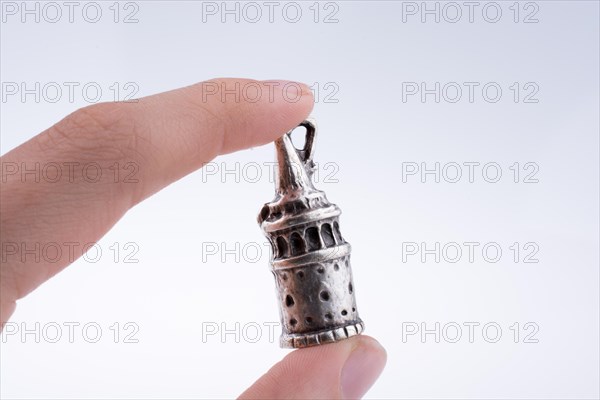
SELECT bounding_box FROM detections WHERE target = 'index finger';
[0,78,314,323]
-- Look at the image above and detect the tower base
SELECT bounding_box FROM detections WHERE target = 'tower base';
[280,320,364,349]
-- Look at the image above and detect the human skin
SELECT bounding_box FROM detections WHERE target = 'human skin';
[0,78,386,399]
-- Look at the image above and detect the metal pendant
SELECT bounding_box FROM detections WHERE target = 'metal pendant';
[258,119,364,348]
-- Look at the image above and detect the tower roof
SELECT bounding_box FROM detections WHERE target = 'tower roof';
[274,133,317,200]
[258,120,338,230]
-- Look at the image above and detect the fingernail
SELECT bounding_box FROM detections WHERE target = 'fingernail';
[341,339,387,399]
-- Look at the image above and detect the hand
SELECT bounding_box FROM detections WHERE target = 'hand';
[0,78,387,399]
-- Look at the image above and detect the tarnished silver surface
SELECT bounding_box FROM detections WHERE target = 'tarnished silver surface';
[258,119,364,349]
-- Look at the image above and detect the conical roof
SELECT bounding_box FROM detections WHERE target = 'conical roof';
[274,133,317,199]
[258,121,339,231]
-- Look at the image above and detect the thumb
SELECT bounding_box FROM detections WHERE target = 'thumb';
[239,335,387,400]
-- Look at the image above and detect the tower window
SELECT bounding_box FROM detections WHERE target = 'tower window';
[290,232,305,256]
[305,226,322,251]
[321,223,335,247]
[333,221,343,243]
[276,236,288,258]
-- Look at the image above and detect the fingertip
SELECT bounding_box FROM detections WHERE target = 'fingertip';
[220,78,314,155]
[265,80,315,144]
[341,336,387,399]
[239,335,387,400]
[353,335,388,359]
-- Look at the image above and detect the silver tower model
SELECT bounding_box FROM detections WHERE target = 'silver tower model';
[258,119,364,348]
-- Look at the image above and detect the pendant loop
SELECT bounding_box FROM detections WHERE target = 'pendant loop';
[288,118,317,166]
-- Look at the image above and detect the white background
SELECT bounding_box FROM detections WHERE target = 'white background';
[1,1,599,399]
